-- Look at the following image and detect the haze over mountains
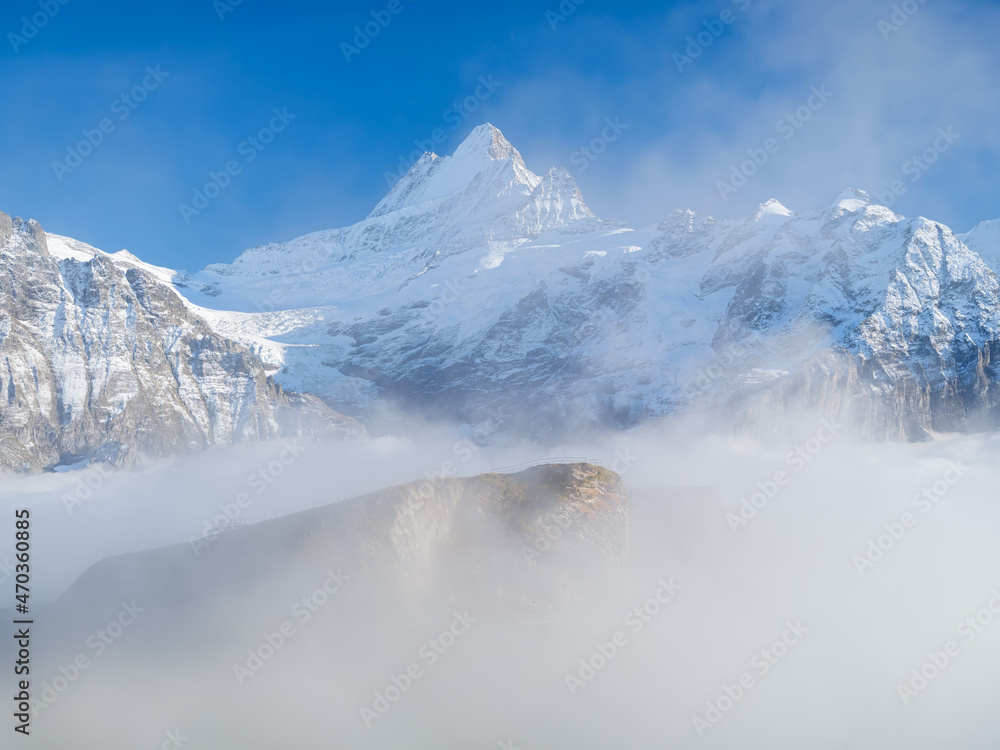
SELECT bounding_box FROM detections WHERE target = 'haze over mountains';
[3,123,1000,470]
[9,434,1000,750]
[5,120,1000,746]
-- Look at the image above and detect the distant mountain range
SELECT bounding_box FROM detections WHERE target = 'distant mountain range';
[4,123,1000,469]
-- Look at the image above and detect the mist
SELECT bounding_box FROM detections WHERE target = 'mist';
[4,0,1000,746]
[502,0,1000,234]
[3,409,1000,749]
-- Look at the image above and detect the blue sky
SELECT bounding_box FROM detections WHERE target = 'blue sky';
[2,0,999,270]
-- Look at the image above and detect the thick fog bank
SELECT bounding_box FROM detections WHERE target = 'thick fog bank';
[2,416,1000,748]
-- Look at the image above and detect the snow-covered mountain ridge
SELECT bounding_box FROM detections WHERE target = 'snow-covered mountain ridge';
[164,124,1000,439]
[0,212,359,472]
[7,123,1000,453]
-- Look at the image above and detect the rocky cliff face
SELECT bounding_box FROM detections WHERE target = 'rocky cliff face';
[694,196,1000,438]
[0,211,359,472]
[8,124,1000,450]
[172,123,1000,440]
[0,462,629,749]
[22,462,629,641]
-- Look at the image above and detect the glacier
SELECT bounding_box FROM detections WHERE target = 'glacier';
[5,122,1000,469]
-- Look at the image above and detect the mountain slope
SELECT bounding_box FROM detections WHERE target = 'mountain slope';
[960,217,1000,271]
[9,124,1000,450]
[0,462,629,749]
[0,211,359,472]
[14,462,628,645]
[165,126,1000,439]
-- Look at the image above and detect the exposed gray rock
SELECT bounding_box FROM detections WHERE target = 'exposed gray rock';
[182,176,1000,441]
[0,210,360,473]
[9,126,1000,448]
[11,462,629,646]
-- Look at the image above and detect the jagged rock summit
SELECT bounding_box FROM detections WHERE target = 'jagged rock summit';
[6,124,1000,455]
[166,124,1000,440]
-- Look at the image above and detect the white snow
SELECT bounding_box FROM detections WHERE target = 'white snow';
[46,234,98,262]
[831,187,872,213]
[753,199,795,224]
[31,124,1000,428]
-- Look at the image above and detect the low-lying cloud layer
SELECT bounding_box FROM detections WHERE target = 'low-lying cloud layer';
[3,411,1000,748]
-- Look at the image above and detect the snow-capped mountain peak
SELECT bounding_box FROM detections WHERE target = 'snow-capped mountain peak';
[368,122,541,218]
[751,198,795,224]
[960,217,1000,271]
[162,117,1000,441]
[831,187,872,213]
[10,121,1000,455]
[452,122,524,164]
